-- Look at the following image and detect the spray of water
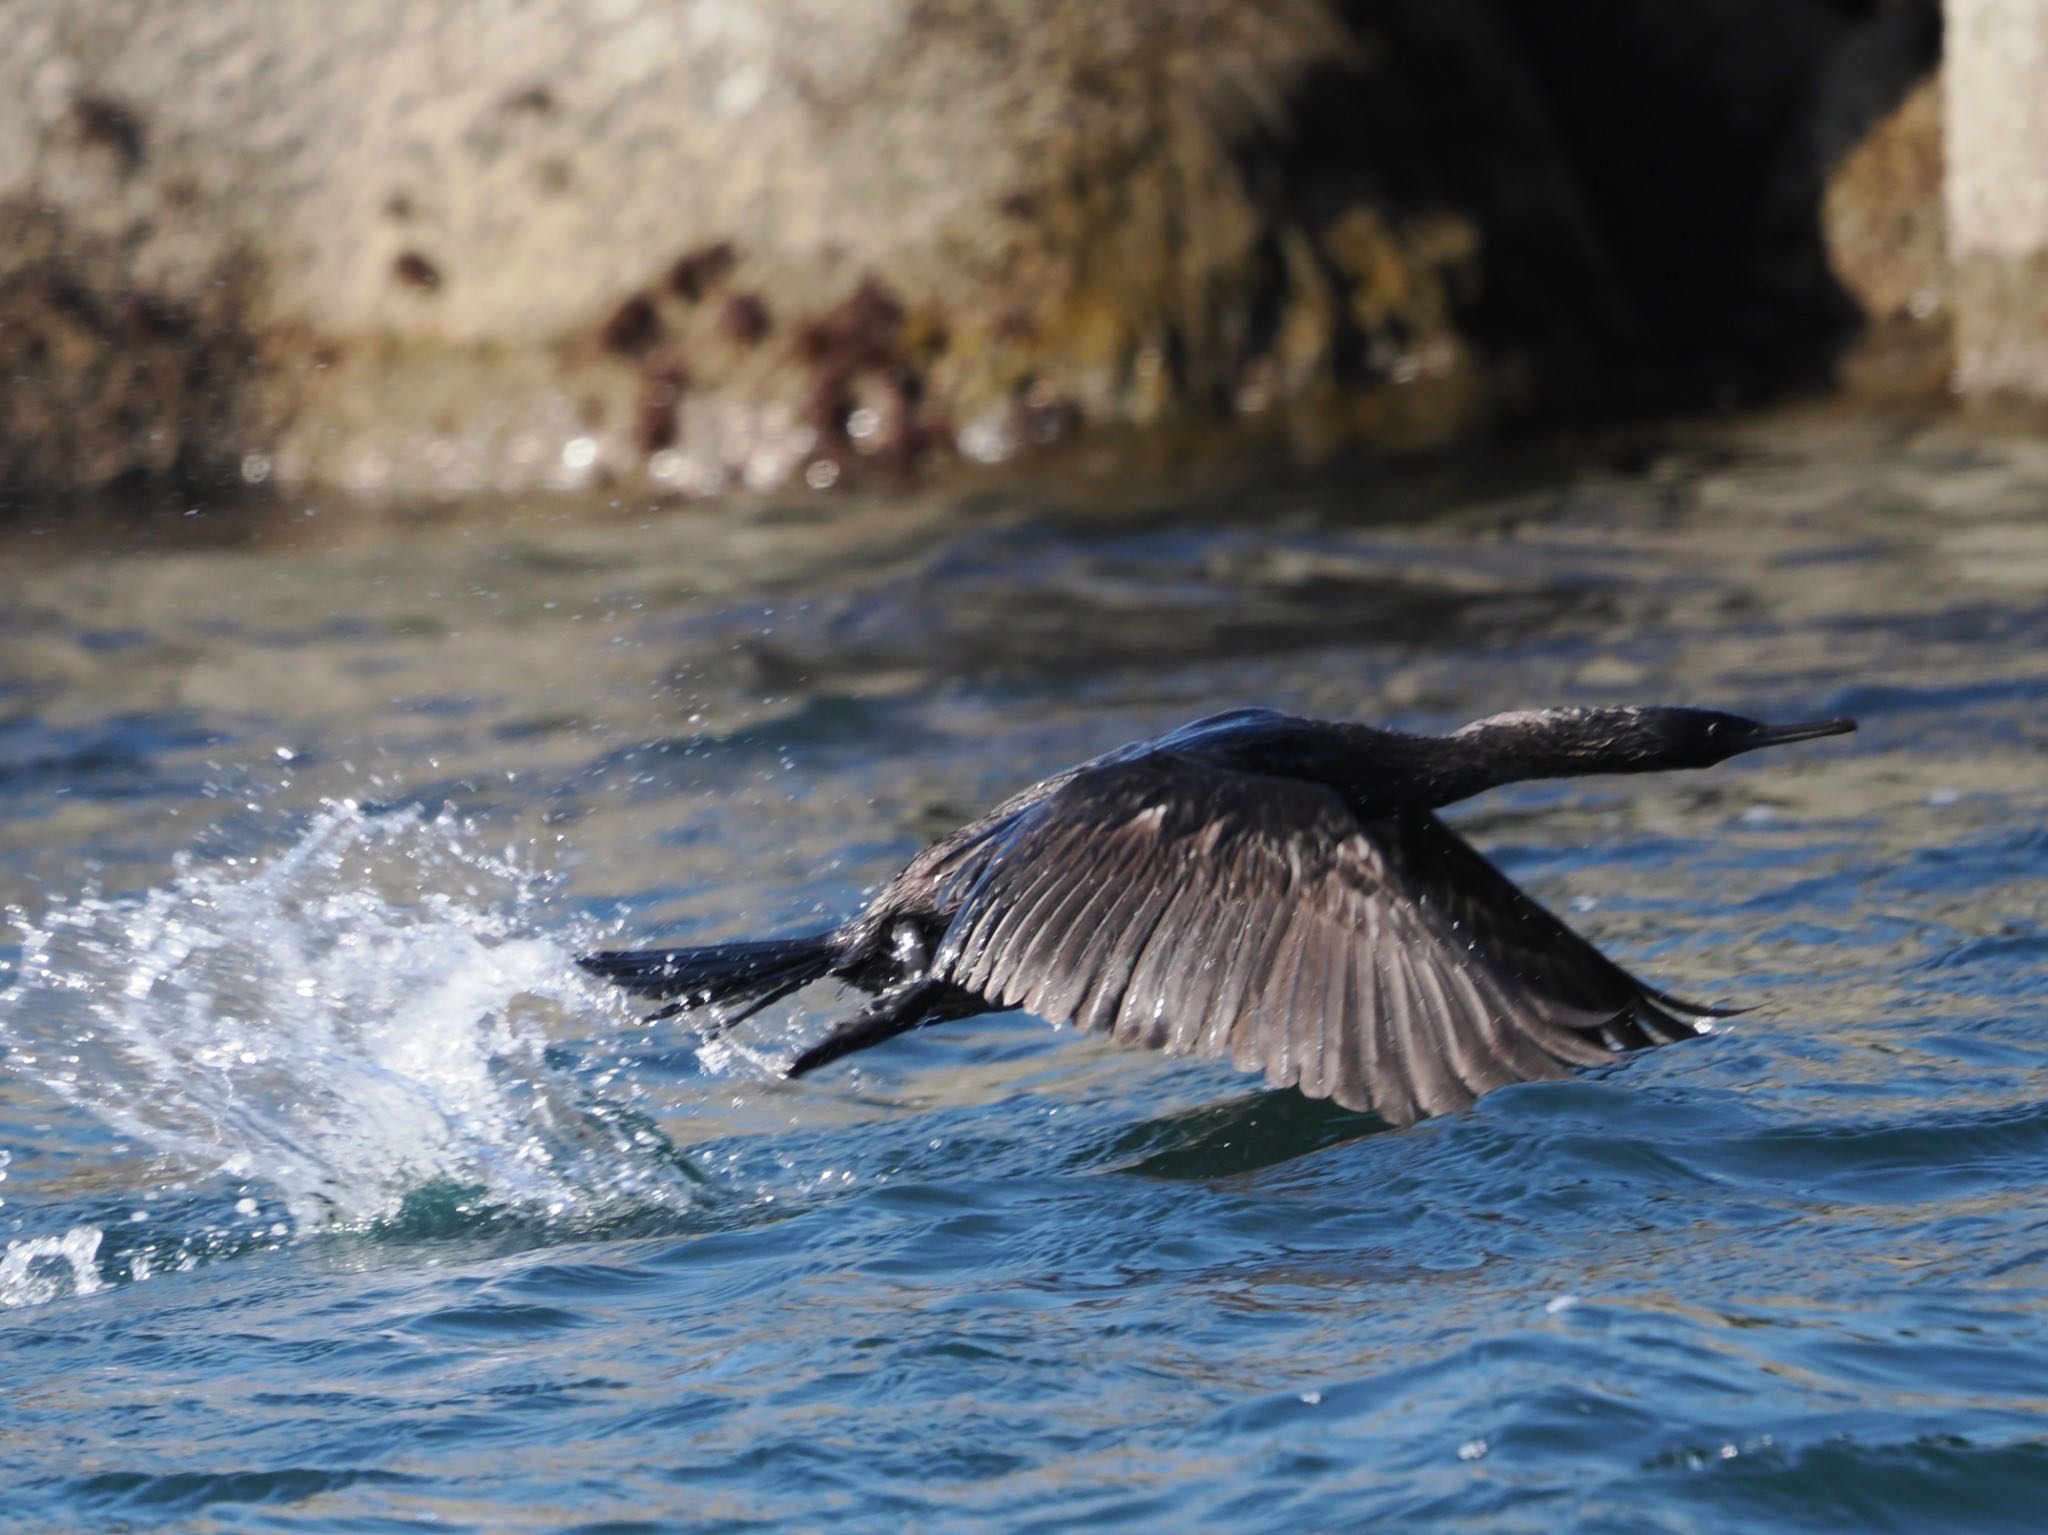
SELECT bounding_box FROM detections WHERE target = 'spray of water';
[1,803,706,1268]
[0,1226,104,1308]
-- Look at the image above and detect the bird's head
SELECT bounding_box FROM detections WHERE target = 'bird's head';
[1455,705,1857,774]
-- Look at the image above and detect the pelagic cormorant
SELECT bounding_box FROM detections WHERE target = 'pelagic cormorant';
[581,705,1855,1124]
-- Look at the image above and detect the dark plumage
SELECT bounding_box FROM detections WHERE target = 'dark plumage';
[580,705,1855,1124]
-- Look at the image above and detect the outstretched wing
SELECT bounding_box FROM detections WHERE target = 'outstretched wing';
[929,753,1707,1125]
[1366,813,1732,1042]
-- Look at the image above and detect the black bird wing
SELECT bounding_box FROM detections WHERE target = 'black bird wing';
[928,753,1710,1125]
[1366,813,1732,1041]
[870,709,1304,921]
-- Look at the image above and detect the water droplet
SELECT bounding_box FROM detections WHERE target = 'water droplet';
[1,1226,104,1307]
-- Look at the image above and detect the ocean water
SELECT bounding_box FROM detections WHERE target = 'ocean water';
[2,414,2045,1532]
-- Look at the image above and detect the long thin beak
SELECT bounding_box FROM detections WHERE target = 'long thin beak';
[1743,716,1858,750]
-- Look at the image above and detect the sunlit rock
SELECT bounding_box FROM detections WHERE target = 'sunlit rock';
[0,0,1616,502]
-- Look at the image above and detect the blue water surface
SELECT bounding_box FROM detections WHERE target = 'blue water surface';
[2,418,2046,1532]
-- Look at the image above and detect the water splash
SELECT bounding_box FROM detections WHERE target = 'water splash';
[0,1226,104,1308]
[1,803,705,1238]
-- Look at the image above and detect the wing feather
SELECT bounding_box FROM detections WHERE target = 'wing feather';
[1162,887,1232,1055]
[1263,909,1310,1089]
[1014,841,1130,1012]
[1024,830,1157,1021]
[1121,877,1207,1049]
[930,752,1708,1124]
[1328,930,1366,1110]
[967,855,1071,1002]
[1195,896,1272,1060]
[1387,938,1467,1117]
[1016,847,1136,1019]
[1076,873,1179,1035]
[1308,904,1349,1101]
[1430,950,1518,1101]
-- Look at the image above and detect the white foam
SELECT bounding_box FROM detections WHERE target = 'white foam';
[0,1226,104,1308]
[2,803,703,1234]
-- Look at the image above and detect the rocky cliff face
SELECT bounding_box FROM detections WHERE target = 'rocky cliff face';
[0,0,1944,507]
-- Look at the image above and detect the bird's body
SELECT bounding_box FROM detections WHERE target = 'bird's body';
[581,705,1854,1125]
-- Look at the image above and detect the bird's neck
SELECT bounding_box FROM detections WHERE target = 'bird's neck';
[1326,721,1599,813]
[1190,713,1634,815]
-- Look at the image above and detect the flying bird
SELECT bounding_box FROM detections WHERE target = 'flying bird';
[581,705,1854,1125]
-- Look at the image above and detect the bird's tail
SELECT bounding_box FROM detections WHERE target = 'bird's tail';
[577,932,839,1023]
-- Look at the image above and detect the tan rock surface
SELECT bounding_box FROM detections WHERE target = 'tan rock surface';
[0,0,1613,503]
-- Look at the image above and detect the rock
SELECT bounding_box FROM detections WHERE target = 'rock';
[1824,70,1945,320]
[1822,71,1945,331]
[1945,0,2048,396]
[0,0,1615,504]
[0,205,264,500]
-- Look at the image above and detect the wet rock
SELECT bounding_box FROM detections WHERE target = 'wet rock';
[0,0,1831,504]
[1796,1,1947,355]
[633,360,687,456]
[390,252,444,293]
[0,205,261,500]
[1823,72,1944,327]
[1947,0,2048,397]
[668,244,737,305]
[721,293,773,348]
[1765,2,1949,395]
[69,95,147,173]
[598,294,662,357]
